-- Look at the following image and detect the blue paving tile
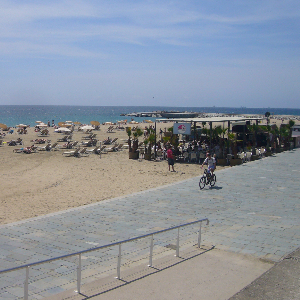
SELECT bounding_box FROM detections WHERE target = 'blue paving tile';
[0,149,299,298]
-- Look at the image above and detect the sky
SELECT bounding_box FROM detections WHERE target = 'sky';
[0,0,299,108]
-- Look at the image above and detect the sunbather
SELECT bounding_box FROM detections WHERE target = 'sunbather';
[13,144,36,154]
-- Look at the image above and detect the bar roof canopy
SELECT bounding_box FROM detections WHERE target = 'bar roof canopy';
[158,116,263,123]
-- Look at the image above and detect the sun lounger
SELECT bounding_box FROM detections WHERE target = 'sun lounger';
[115,143,124,151]
[57,135,72,142]
[81,139,98,147]
[50,142,59,151]
[82,133,97,140]
[62,147,89,157]
[86,146,99,154]
[105,144,122,152]
[77,148,89,157]
[37,143,52,151]
[96,145,107,154]
[59,141,78,149]
[103,137,118,145]
[62,148,80,157]
[107,126,115,133]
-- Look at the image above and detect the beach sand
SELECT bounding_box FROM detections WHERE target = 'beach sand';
[0,116,298,225]
[0,122,221,225]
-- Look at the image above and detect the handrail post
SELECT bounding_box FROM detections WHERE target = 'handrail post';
[24,266,29,300]
[176,228,180,257]
[148,235,154,267]
[0,218,209,298]
[76,253,81,294]
[198,221,202,248]
[117,244,122,279]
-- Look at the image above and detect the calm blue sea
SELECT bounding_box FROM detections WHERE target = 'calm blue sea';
[0,105,300,127]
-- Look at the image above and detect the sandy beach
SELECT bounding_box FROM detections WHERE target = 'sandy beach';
[0,122,219,225]
[0,116,298,225]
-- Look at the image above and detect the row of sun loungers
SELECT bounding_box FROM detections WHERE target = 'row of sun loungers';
[107,126,115,133]
[62,143,125,157]
[81,139,98,147]
[57,135,73,142]
[62,147,89,157]
[103,137,118,145]
[37,142,59,151]
[82,133,97,140]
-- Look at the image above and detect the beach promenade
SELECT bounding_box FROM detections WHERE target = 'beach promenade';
[0,149,300,299]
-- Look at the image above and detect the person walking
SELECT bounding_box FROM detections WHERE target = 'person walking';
[167,146,175,172]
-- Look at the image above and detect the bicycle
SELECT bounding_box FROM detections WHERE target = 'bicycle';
[199,169,216,189]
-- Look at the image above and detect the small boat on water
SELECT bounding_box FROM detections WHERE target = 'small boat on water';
[160,111,199,118]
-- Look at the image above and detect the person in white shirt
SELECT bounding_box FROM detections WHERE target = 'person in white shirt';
[201,152,216,175]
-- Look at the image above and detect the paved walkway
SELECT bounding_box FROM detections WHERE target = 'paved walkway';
[0,149,300,299]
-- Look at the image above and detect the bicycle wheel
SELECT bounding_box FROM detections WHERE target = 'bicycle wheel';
[199,176,206,190]
[210,174,216,187]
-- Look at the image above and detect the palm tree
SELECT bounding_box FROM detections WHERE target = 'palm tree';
[247,124,259,154]
[144,128,156,155]
[260,125,272,152]
[127,127,143,153]
[132,127,143,152]
[126,127,132,152]
[265,111,271,125]
[228,132,238,158]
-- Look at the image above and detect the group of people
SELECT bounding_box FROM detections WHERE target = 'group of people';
[166,144,216,176]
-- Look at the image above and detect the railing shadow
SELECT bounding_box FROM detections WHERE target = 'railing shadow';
[76,245,215,299]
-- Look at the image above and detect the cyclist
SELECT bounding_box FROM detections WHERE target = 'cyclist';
[201,152,216,177]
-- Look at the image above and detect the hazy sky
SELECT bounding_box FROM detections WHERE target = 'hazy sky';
[0,0,299,108]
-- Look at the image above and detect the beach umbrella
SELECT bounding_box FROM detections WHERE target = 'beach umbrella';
[74,121,82,125]
[16,124,27,127]
[35,121,42,123]
[90,121,100,126]
[57,122,72,127]
[37,123,47,127]
[0,123,8,130]
[80,125,94,130]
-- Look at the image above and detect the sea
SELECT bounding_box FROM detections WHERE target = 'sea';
[0,105,300,127]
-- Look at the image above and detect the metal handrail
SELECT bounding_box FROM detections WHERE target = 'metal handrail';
[0,218,209,299]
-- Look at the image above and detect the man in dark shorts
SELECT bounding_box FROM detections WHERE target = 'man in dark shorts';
[167,146,175,172]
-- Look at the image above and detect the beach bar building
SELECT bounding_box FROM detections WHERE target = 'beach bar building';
[158,115,263,150]
[292,125,300,148]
